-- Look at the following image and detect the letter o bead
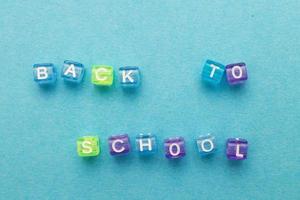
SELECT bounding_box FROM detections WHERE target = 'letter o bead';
[108,134,131,156]
[164,137,186,159]
[33,63,57,85]
[136,133,157,155]
[77,136,100,157]
[225,63,248,85]
[226,138,248,160]
[196,134,216,156]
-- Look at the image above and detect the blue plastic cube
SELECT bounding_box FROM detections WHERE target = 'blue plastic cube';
[202,60,225,85]
[61,60,85,83]
[196,134,216,156]
[33,63,57,85]
[119,66,140,88]
[136,133,157,155]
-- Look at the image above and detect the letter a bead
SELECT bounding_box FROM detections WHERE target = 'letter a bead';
[91,65,114,86]
[196,134,216,156]
[202,60,225,85]
[136,133,157,155]
[225,63,248,85]
[33,63,57,85]
[108,134,131,156]
[61,60,85,83]
[226,138,248,160]
[164,137,186,159]
[119,66,141,88]
[77,136,100,157]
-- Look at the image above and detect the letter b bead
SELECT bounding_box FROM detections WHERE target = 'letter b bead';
[108,134,131,156]
[136,133,157,155]
[33,63,57,85]
[164,137,186,159]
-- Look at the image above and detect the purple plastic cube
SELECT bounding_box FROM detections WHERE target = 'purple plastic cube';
[226,63,248,85]
[164,137,186,159]
[108,134,131,156]
[226,138,248,160]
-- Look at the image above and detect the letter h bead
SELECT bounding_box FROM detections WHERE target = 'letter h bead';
[164,137,186,159]
[136,133,157,155]
[108,134,131,156]
[226,138,248,160]
[33,63,57,85]
[202,60,225,85]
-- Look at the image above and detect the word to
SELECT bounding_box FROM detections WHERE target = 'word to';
[33,60,141,88]
[77,134,248,160]
[202,60,248,85]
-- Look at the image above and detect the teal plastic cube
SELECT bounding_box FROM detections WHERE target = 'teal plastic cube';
[202,60,225,85]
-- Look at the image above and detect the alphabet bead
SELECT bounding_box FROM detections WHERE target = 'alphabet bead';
[108,134,131,156]
[33,63,57,85]
[119,66,141,88]
[202,60,225,85]
[196,134,216,156]
[77,136,100,157]
[91,65,114,86]
[136,133,157,155]
[61,60,85,83]
[164,137,186,159]
[225,63,248,85]
[226,138,248,160]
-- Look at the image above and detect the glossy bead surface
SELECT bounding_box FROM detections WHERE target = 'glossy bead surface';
[164,137,185,159]
[202,60,225,85]
[91,65,114,86]
[226,138,248,160]
[119,66,140,88]
[61,60,85,83]
[135,133,157,155]
[108,134,130,156]
[77,136,100,157]
[33,63,57,84]
[226,63,248,85]
[196,134,216,156]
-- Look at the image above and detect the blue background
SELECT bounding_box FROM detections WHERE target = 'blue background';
[0,1,299,199]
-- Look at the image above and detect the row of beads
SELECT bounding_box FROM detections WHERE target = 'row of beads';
[32,59,248,88]
[33,60,141,88]
[77,134,248,160]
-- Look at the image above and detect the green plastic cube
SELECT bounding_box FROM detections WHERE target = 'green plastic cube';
[91,65,114,86]
[77,136,100,157]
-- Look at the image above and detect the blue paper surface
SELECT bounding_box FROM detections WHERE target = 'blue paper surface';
[0,1,299,199]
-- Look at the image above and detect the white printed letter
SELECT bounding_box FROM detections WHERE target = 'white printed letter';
[122,70,134,83]
[200,139,214,152]
[232,65,243,79]
[112,139,125,153]
[209,64,220,78]
[37,67,48,80]
[236,144,244,158]
[82,141,93,154]
[139,138,152,151]
[95,68,108,81]
[169,143,180,156]
[64,64,76,78]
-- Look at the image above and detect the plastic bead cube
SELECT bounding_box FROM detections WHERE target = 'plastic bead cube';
[108,134,131,156]
[136,133,157,155]
[226,63,248,85]
[202,60,225,85]
[91,65,114,86]
[196,134,216,156]
[226,138,248,160]
[164,137,186,159]
[33,63,57,84]
[61,60,85,83]
[119,66,141,88]
[77,136,100,157]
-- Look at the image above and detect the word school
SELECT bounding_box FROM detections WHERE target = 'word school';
[77,134,249,160]
[32,60,248,87]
